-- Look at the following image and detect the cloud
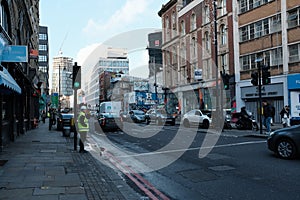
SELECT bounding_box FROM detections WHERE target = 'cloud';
[82,0,150,39]
[128,50,149,78]
[75,43,100,66]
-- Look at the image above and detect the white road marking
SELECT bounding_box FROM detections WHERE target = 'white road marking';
[117,140,266,158]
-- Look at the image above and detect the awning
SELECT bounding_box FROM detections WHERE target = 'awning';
[0,66,21,94]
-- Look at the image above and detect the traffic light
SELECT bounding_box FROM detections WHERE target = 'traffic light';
[72,62,81,89]
[251,72,258,86]
[221,73,230,90]
[262,65,271,85]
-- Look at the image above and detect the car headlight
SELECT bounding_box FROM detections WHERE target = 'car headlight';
[269,131,275,136]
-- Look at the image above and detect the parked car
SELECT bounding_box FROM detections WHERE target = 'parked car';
[90,110,98,118]
[267,125,300,159]
[181,109,211,129]
[56,113,75,136]
[97,113,123,132]
[128,110,146,123]
[145,109,176,126]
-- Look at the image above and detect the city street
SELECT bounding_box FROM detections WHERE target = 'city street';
[89,121,300,200]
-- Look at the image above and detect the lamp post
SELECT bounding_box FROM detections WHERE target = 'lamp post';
[151,56,158,105]
[213,0,222,128]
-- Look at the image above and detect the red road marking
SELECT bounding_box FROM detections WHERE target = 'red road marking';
[106,151,170,200]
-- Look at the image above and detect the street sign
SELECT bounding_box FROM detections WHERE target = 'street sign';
[1,45,28,62]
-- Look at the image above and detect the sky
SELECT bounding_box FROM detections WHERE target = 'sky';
[39,0,167,79]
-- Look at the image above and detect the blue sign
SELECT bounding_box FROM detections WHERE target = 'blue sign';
[1,45,28,62]
[287,73,300,90]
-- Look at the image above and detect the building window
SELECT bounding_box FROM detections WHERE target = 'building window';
[240,55,250,71]
[271,48,283,66]
[180,42,186,65]
[240,26,249,42]
[39,44,47,51]
[239,0,272,13]
[38,55,47,62]
[219,0,227,16]
[190,37,197,60]
[0,2,10,35]
[172,11,176,30]
[203,59,211,80]
[172,46,177,64]
[289,43,300,63]
[203,5,210,24]
[240,17,272,42]
[166,16,170,41]
[220,54,227,71]
[220,24,227,45]
[39,33,47,40]
[288,9,300,28]
[191,13,196,31]
[240,50,277,71]
[180,20,185,36]
[204,31,210,51]
[270,14,281,33]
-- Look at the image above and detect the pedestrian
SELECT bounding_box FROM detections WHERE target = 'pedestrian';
[271,104,275,126]
[41,110,46,123]
[48,109,53,130]
[280,105,290,128]
[77,105,90,153]
[48,108,56,130]
[262,100,273,134]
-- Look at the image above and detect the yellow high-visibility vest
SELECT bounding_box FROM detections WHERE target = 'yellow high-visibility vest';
[77,111,89,132]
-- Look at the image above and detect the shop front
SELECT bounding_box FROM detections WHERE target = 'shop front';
[241,83,284,123]
[287,74,300,125]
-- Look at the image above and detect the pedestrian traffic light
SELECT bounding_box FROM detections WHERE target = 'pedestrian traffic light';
[251,72,258,86]
[262,65,271,85]
[72,62,81,89]
[221,73,230,90]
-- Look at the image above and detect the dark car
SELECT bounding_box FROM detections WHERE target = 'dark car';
[267,125,300,159]
[128,110,146,123]
[56,113,75,136]
[145,109,176,126]
[97,113,123,132]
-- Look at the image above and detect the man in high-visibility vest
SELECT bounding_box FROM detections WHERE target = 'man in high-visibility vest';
[77,105,90,153]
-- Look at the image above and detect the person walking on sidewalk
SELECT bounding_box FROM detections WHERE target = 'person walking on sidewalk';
[262,100,273,134]
[48,108,56,130]
[77,105,90,153]
[280,105,290,128]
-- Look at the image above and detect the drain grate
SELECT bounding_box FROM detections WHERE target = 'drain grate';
[0,160,8,166]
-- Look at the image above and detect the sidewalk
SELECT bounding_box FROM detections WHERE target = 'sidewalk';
[221,123,283,138]
[0,119,141,200]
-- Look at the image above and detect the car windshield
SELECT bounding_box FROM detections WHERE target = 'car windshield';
[102,113,118,118]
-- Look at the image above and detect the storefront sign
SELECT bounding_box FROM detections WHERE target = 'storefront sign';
[290,91,300,119]
[288,73,300,90]
[1,45,28,62]
[241,83,283,99]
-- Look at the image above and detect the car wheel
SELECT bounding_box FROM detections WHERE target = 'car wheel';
[202,120,209,129]
[146,118,150,125]
[252,123,259,131]
[276,139,297,159]
[183,119,190,128]
[171,120,175,126]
